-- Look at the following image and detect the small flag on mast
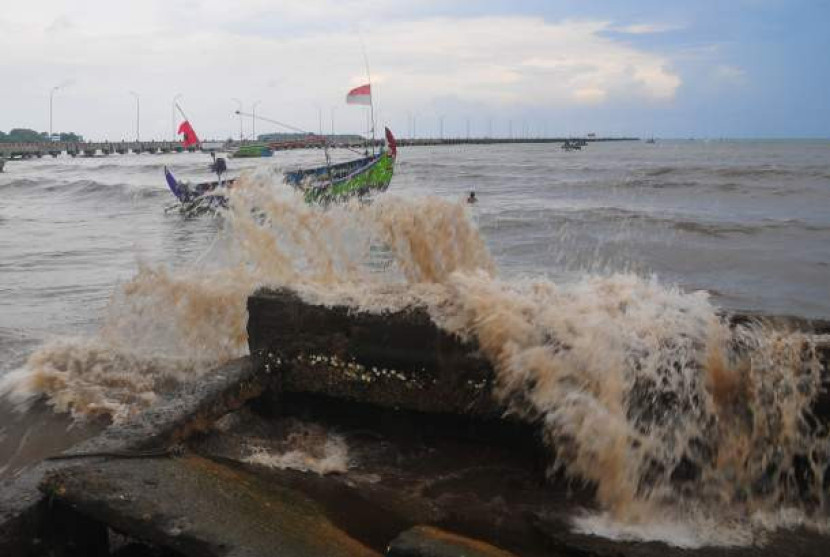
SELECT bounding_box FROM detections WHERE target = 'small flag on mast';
[177,121,200,147]
[346,84,372,106]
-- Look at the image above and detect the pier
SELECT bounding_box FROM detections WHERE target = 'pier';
[0,141,197,159]
[0,136,637,159]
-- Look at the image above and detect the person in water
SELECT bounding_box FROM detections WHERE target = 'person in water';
[467,191,477,204]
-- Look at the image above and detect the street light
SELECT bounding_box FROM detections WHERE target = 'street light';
[252,100,261,141]
[129,91,140,142]
[232,98,243,141]
[49,85,62,139]
[172,93,183,141]
[330,107,337,139]
[312,103,323,136]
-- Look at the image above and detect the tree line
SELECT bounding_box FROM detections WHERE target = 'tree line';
[0,129,83,143]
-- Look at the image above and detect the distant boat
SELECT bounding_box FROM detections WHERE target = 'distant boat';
[561,138,586,151]
[231,143,274,158]
[645,137,656,144]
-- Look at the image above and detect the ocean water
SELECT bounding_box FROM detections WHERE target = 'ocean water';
[1,139,829,546]
[1,140,827,364]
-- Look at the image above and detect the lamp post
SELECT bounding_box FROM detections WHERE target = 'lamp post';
[232,98,243,141]
[252,100,261,141]
[315,104,323,136]
[49,85,61,139]
[330,107,336,139]
[172,93,183,141]
[129,91,140,142]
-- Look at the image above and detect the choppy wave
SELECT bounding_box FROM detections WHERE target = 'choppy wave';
[13,179,162,201]
[484,206,830,238]
[0,178,42,191]
[641,164,829,180]
[1,172,828,546]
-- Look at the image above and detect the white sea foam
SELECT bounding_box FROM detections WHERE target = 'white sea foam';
[243,422,350,476]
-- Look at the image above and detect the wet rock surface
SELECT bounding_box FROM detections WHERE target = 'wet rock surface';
[0,357,268,556]
[388,525,520,557]
[194,393,558,556]
[248,288,501,415]
[40,455,380,557]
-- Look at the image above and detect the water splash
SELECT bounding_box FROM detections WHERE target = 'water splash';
[243,422,350,476]
[2,170,827,545]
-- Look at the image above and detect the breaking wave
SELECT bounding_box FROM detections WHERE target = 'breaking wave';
[2,171,828,546]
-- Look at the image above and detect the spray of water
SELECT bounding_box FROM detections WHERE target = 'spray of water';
[2,171,826,545]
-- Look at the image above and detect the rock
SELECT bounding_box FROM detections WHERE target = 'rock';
[387,525,519,557]
[247,288,501,416]
[0,358,272,557]
[40,455,380,557]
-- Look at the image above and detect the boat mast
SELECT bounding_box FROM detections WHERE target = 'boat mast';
[360,35,376,155]
[174,102,189,126]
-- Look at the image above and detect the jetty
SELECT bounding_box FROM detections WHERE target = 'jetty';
[2,289,826,556]
[0,137,637,159]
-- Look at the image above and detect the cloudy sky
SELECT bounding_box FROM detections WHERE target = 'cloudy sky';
[1,0,827,140]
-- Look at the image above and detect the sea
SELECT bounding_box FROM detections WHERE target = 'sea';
[1,139,829,547]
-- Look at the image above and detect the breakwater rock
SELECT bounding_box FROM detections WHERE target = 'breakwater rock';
[1,288,829,556]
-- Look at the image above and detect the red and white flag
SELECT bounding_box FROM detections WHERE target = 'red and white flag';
[346,84,372,106]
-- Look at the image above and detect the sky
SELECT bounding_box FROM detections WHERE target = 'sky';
[0,0,828,140]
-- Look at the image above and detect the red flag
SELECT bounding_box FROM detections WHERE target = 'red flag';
[385,127,397,158]
[177,120,200,147]
[346,84,372,106]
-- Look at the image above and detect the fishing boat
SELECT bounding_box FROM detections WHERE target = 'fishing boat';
[164,164,236,214]
[164,129,396,212]
[165,82,396,213]
[284,127,396,204]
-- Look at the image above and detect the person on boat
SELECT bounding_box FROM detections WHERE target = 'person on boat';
[209,153,227,177]
[467,191,477,204]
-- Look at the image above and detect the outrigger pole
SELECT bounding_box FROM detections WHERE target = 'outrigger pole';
[235,110,313,136]
[236,110,366,158]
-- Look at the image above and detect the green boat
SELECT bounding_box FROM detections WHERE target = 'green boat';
[283,127,397,204]
[231,143,274,158]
